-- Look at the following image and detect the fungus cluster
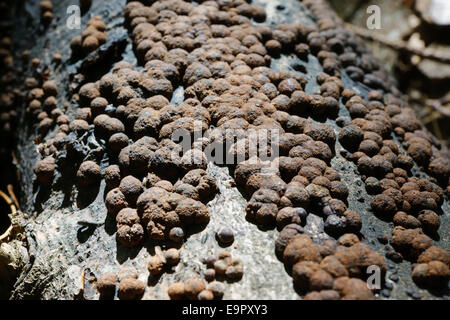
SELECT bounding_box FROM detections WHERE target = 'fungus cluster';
[390,227,450,288]
[201,251,244,284]
[168,278,224,300]
[96,267,146,300]
[26,0,449,299]
[105,169,216,246]
[301,0,450,290]
[147,248,180,276]
[71,16,107,58]
[37,81,62,135]
[277,227,385,299]
[0,33,18,170]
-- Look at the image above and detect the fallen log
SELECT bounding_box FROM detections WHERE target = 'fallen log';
[0,0,448,300]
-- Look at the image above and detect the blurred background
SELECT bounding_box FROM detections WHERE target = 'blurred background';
[327,0,450,148]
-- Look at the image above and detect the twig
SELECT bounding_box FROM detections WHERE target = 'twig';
[431,118,443,141]
[343,22,450,64]
[0,225,13,242]
[81,268,86,293]
[0,190,17,242]
[426,99,450,118]
[0,190,13,207]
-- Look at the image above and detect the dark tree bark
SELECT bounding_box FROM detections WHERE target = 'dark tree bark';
[0,0,448,300]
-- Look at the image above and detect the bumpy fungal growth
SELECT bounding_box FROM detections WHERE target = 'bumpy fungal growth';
[77,161,101,186]
[412,261,450,288]
[96,273,117,299]
[21,0,449,300]
[116,208,144,248]
[71,16,107,58]
[167,282,185,300]
[135,185,211,242]
[118,277,145,300]
[33,156,55,184]
[278,231,385,299]
[200,251,244,283]
[168,277,220,301]
[147,256,164,276]
[164,248,180,266]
